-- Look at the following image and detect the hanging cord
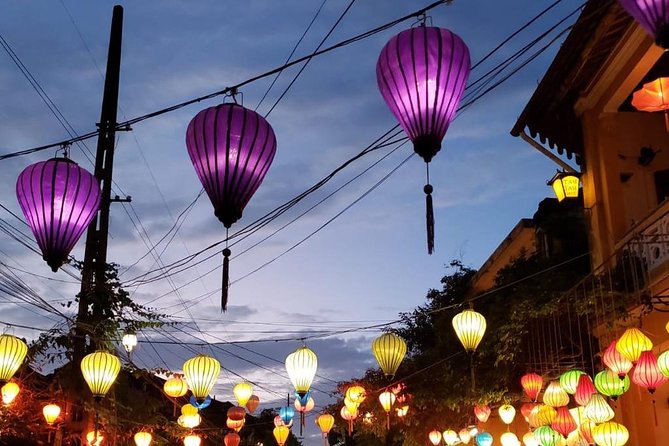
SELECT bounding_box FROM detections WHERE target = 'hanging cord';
[221,228,231,312]
[424,163,435,254]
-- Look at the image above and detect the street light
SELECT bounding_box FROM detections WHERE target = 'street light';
[547,171,580,202]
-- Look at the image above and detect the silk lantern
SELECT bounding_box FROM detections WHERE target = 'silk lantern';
[501,432,520,446]
[87,431,104,446]
[533,426,561,446]
[452,309,487,352]
[632,77,669,131]
[618,0,669,48]
[340,406,357,435]
[521,402,537,422]
[183,435,201,446]
[443,429,459,446]
[224,433,240,446]
[498,404,516,424]
[632,350,668,393]
[592,421,629,446]
[228,405,246,421]
[460,428,472,444]
[121,332,137,354]
[376,26,470,253]
[566,431,588,446]
[574,375,596,406]
[42,404,61,425]
[164,375,188,398]
[16,157,101,272]
[273,425,290,446]
[543,381,569,407]
[379,390,396,429]
[233,382,253,407]
[81,351,120,399]
[316,413,335,443]
[246,394,260,413]
[659,350,669,377]
[186,103,277,310]
[183,354,220,402]
[372,332,407,377]
[429,430,442,445]
[523,432,540,446]
[475,432,493,446]
[134,432,152,446]
[474,404,491,423]
[0,334,28,382]
[616,328,652,364]
[345,385,366,405]
[559,370,584,395]
[603,340,633,378]
[552,406,577,438]
[182,404,199,417]
[583,394,614,423]
[521,373,543,401]
[285,346,317,398]
[227,417,244,432]
[1,382,19,405]
[594,370,630,400]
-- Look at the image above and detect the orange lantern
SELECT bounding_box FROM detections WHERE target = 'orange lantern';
[224,432,241,446]
[227,417,245,432]
[632,77,669,131]
[345,385,366,405]
[1,381,19,405]
[474,404,491,422]
[521,373,543,401]
[521,402,537,422]
[246,394,260,413]
[316,413,335,437]
[551,406,576,438]
[228,405,246,421]
[429,430,442,446]
[616,328,652,364]
[603,340,633,379]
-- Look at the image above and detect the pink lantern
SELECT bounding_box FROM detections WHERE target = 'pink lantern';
[574,374,596,406]
[632,350,668,394]
[603,340,633,379]
[474,404,491,423]
[618,0,669,48]
[16,158,101,271]
[551,406,576,438]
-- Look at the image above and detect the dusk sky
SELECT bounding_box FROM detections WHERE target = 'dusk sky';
[0,0,581,443]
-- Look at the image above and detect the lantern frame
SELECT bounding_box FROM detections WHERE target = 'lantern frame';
[547,171,580,202]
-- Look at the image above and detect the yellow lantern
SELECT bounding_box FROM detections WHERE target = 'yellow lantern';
[344,397,358,413]
[443,429,458,446]
[658,350,669,377]
[178,413,201,429]
[122,333,138,353]
[273,425,290,446]
[81,351,121,399]
[459,428,472,444]
[233,381,253,407]
[43,403,61,425]
[87,431,104,446]
[548,171,580,202]
[583,394,614,424]
[134,432,152,446]
[566,431,589,446]
[452,309,487,352]
[345,385,366,405]
[181,404,199,417]
[285,346,318,397]
[0,334,28,382]
[498,404,516,424]
[501,432,520,446]
[523,432,539,446]
[1,381,19,405]
[372,333,406,377]
[616,328,652,364]
[183,435,201,446]
[429,430,442,445]
[543,381,569,407]
[379,390,396,412]
[592,422,629,446]
[183,354,220,401]
[164,375,188,398]
[316,413,335,434]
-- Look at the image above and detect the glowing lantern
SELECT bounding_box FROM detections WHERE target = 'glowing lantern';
[569,407,585,429]
[501,432,520,446]
[521,403,537,421]
[344,397,358,414]
[475,432,493,446]
[396,405,409,418]
[1,382,19,405]
[42,404,61,425]
[580,421,595,444]
[134,432,152,446]
[164,376,188,398]
[534,426,561,446]
[566,431,588,446]
[534,405,557,427]
[227,417,245,432]
[551,406,577,438]
[183,354,220,401]
[443,429,459,446]
[87,431,104,446]
[295,396,315,412]
[618,0,669,48]
[273,425,290,446]
[186,103,277,310]
[592,421,629,446]
[583,394,614,423]
[376,26,470,253]
[274,415,286,428]
[616,328,652,364]
[372,333,406,377]
[498,404,516,424]
[224,433,240,446]
[594,370,630,400]
[574,375,596,406]
[0,334,28,382]
[178,414,201,429]
[340,405,357,434]
[363,412,373,424]
[429,430,442,445]
[548,171,580,202]
[379,390,396,412]
[452,309,487,351]
[122,333,137,354]
[316,413,335,435]
[632,350,668,393]
[285,346,317,397]
[523,432,540,446]
[521,373,543,401]
[183,435,201,446]
[543,381,569,407]
[474,404,491,423]
[345,385,366,405]
[16,157,101,272]
[469,426,479,437]
[246,394,260,413]
[232,382,253,407]
[182,404,199,416]
[559,370,584,395]
[459,428,472,444]
[228,405,246,421]
[603,340,633,379]
[632,77,669,130]
[81,351,120,399]
[658,350,669,378]
[666,320,669,333]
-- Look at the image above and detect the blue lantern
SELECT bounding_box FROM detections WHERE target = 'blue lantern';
[476,432,493,446]
[294,390,312,407]
[279,405,295,425]
[190,394,211,410]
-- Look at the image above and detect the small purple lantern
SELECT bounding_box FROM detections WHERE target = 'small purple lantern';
[376,26,470,254]
[619,0,669,48]
[186,102,277,310]
[16,158,101,272]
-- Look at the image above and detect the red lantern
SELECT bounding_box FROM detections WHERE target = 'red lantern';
[603,340,633,379]
[521,373,543,401]
[574,375,596,406]
[474,404,491,423]
[521,402,537,421]
[632,351,668,394]
[224,433,240,446]
[227,406,246,422]
[551,406,577,438]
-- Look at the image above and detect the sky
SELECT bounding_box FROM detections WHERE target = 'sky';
[0,0,583,443]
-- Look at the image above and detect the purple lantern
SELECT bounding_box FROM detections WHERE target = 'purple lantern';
[16,158,101,272]
[376,26,470,254]
[186,102,277,310]
[619,0,669,48]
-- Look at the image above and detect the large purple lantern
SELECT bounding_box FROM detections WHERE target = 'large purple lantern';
[186,102,277,310]
[619,0,669,48]
[376,26,470,254]
[16,158,101,272]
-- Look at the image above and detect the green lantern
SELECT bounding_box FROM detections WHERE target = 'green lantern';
[594,370,630,401]
[559,369,584,395]
[533,426,561,446]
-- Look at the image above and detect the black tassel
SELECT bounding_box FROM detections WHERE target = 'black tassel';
[424,184,434,255]
[222,248,231,312]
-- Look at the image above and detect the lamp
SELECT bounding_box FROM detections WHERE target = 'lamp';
[163,375,188,398]
[542,381,569,407]
[521,372,543,401]
[372,333,406,378]
[183,435,201,446]
[592,421,629,446]
[548,171,580,202]
[183,354,220,402]
[285,345,317,398]
[42,404,61,425]
[594,370,630,400]
[429,430,442,446]
[133,432,152,446]
[122,332,137,354]
[498,404,516,425]
[233,381,253,407]
[1,381,19,405]
[443,429,458,446]
[273,425,290,446]
[0,334,28,382]
[602,340,633,378]
[616,327,652,364]
[452,309,487,352]
[81,351,121,399]
[618,0,669,48]
[224,433,240,446]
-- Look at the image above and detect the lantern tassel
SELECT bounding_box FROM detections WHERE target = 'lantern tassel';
[425,184,434,255]
[221,248,231,312]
